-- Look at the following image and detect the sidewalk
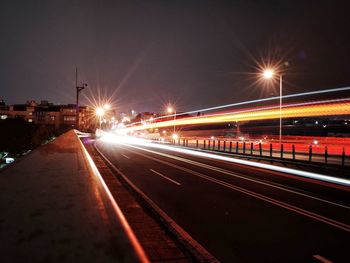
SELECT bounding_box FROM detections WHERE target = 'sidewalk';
[0,130,139,262]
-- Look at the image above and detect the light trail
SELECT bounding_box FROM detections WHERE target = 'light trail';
[128,86,350,125]
[99,132,350,187]
[178,86,350,117]
[126,99,350,132]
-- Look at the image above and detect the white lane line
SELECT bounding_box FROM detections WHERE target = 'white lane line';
[94,144,218,262]
[313,255,333,263]
[149,169,182,186]
[121,154,131,159]
[123,146,350,233]
[99,131,350,188]
[124,144,350,211]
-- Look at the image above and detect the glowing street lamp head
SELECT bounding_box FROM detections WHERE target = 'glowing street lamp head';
[167,107,174,114]
[262,69,274,79]
[95,107,105,117]
[172,133,178,140]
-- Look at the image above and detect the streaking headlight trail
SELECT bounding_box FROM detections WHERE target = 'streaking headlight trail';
[100,132,350,187]
[126,98,350,132]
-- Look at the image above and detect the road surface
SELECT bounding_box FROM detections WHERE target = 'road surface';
[95,139,350,263]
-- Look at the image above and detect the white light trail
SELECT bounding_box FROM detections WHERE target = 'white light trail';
[128,86,350,125]
[100,132,350,187]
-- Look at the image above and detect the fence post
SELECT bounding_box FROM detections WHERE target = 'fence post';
[213,140,216,150]
[229,141,232,152]
[280,144,284,159]
[259,143,262,156]
[218,140,221,151]
[243,142,246,154]
[178,139,180,145]
[270,143,273,158]
[292,144,296,160]
[250,142,253,155]
[236,142,239,153]
[196,140,198,148]
[186,139,189,147]
[223,141,226,152]
[183,139,185,146]
[204,140,206,149]
[309,145,312,162]
[324,146,328,164]
[342,147,345,166]
[208,140,211,149]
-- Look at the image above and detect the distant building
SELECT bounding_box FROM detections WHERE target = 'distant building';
[0,101,95,131]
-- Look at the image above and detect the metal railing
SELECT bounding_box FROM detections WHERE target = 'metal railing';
[169,138,349,167]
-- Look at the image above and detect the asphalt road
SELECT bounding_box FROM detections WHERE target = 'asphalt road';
[95,140,350,263]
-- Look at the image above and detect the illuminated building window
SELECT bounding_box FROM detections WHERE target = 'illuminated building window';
[63,116,76,122]
[28,119,33,122]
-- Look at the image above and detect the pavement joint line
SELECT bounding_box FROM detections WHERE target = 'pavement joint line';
[119,144,350,233]
[94,144,219,263]
[150,169,182,186]
[313,254,333,263]
[77,134,150,263]
[121,143,350,211]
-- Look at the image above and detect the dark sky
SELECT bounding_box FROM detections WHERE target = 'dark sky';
[0,0,349,112]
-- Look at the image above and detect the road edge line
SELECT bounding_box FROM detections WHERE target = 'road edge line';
[95,144,219,263]
[76,134,149,263]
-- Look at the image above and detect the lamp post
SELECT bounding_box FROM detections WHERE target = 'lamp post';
[167,106,176,135]
[262,69,283,144]
[95,107,105,129]
[75,67,87,130]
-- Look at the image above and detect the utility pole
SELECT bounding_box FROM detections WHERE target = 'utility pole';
[75,67,87,130]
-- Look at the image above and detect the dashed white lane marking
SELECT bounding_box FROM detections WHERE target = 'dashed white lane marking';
[121,154,130,159]
[313,255,333,263]
[150,169,182,186]
[124,146,350,233]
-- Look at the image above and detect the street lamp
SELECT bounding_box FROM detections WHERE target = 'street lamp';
[167,106,176,136]
[262,68,283,143]
[95,107,105,129]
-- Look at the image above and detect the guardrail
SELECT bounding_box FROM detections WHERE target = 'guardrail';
[169,138,349,167]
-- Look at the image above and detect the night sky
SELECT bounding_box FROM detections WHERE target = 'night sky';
[0,0,349,112]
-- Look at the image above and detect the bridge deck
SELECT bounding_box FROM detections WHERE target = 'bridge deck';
[0,130,138,262]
